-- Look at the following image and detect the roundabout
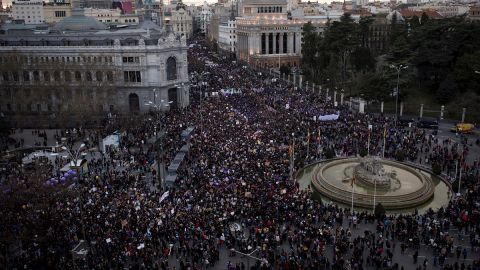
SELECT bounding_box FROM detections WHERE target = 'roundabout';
[297,157,453,213]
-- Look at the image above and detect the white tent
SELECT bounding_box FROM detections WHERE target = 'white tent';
[102,133,120,153]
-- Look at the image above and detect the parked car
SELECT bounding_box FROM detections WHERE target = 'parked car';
[398,117,415,127]
[417,118,439,129]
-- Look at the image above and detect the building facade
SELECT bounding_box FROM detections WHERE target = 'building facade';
[0,18,189,127]
[218,19,236,53]
[236,0,327,69]
[200,1,212,33]
[43,2,72,24]
[83,7,140,24]
[12,0,44,24]
[469,5,480,20]
[170,7,193,38]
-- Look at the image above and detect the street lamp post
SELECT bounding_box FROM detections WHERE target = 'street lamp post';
[61,143,88,242]
[145,99,172,190]
[152,88,157,106]
[390,64,408,127]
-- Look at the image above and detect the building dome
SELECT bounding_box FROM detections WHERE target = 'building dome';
[55,8,108,32]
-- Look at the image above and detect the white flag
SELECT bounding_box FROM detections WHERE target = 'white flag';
[159,191,169,203]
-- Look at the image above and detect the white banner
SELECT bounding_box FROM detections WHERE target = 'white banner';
[318,114,340,121]
[159,191,169,203]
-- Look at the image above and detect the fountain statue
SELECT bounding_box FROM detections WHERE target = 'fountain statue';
[353,157,397,191]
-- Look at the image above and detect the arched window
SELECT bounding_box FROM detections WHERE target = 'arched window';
[65,71,72,82]
[166,57,177,81]
[75,71,82,81]
[54,71,61,82]
[44,71,50,82]
[33,71,40,82]
[23,71,30,81]
[96,71,103,82]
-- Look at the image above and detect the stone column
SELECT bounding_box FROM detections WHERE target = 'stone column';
[279,33,284,54]
[256,33,261,54]
[288,33,294,53]
[261,33,265,54]
[266,33,270,55]
[272,32,277,55]
[292,33,296,53]
[295,31,301,54]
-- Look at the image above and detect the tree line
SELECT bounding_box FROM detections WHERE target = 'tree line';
[301,13,480,120]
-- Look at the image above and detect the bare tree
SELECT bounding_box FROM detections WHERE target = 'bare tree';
[0,51,118,128]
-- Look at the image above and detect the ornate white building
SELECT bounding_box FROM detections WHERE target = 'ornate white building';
[218,19,236,53]
[164,5,193,39]
[0,9,189,127]
[236,0,328,69]
[199,1,212,33]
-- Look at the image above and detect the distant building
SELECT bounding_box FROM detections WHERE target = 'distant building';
[77,0,113,9]
[469,5,480,21]
[170,7,192,38]
[365,13,392,55]
[399,8,443,20]
[436,5,468,18]
[83,7,140,25]
[112,0,134,14]
[12,0,44,24]
[200,1,212,33]
[218,19,235,53]
[0,9,190,127]
[236,0,329,69]
[43,1,72,24]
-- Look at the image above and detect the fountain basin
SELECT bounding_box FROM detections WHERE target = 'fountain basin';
[312,158,436,210]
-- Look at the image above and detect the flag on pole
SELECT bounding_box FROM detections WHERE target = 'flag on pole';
[159,191,169,203]
[351,173,356,187]
[307,130,311,145]
[383,127,387,138]
[318,129,321,142]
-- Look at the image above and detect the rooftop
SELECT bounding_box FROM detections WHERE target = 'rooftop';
[242,0,287,6]
[54,8,108,32]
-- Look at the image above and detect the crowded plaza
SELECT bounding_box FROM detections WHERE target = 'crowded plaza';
[0,38,479,270]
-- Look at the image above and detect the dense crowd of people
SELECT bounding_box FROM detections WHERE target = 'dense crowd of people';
[0,38,479,270]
